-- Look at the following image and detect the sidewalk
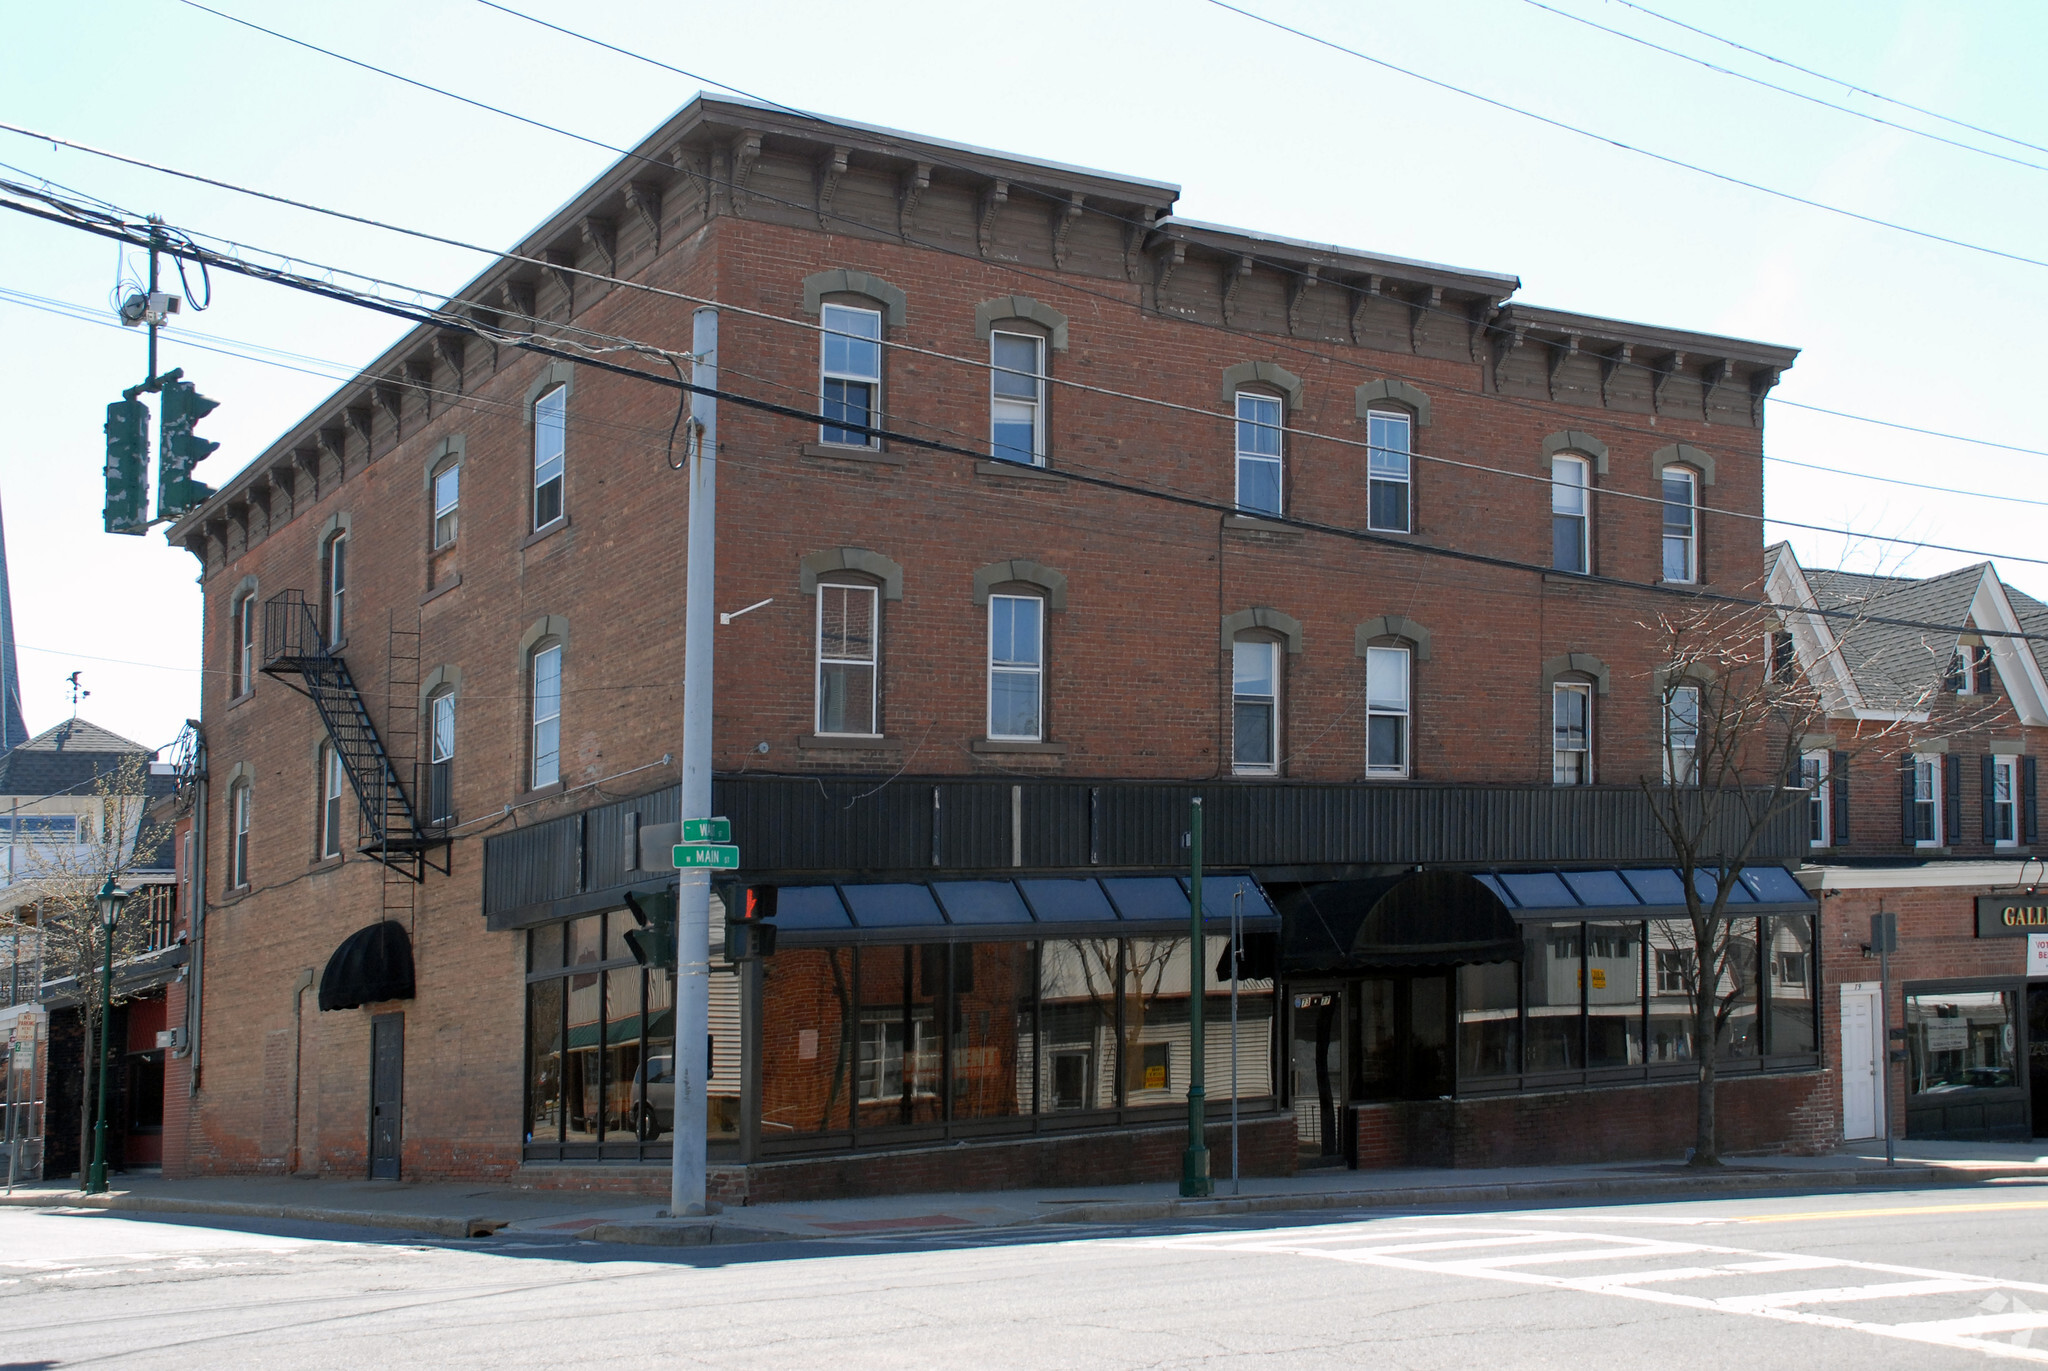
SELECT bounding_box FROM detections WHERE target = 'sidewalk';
[9,1142,2048,1247]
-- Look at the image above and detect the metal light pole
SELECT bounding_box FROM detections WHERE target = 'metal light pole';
[1230,886,1242,1196]
[86,877,127,1194]
[671,307,718,1218]
[1181,798,1211,1197]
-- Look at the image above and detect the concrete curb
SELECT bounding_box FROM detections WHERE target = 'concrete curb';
[1036,1164,2037,1225]
[0,1190,509,1239]
[584,1220,791,1247]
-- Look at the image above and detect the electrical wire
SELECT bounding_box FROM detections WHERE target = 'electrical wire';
[1513,0,2048,174]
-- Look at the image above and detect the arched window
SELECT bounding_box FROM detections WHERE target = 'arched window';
[1661,467,1699,584]
[1365,644,1411,778]
[1552,679,1595,785]
[1365,409,1412,533]
[815,581,880,737]
[427,688,456,825]
[988,593,1045,741]
[232,590,256,696]
[1235,390,1284,516]
[322,531,347,647]
[228,779,251,890]
[431,455,459,549]
[531,641,563,789]
[1551,454,1591,574]
[820,303,884,448]
[533,384,567,530]
[319,743,347,859]
[1232,636,1280,774]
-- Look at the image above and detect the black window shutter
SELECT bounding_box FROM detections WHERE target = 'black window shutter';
[1831,750,1850,844]
[2026,755,2039,846]
[1983,754,1998,845]
[1900,753,1917,845]
[1944,753,1961,846]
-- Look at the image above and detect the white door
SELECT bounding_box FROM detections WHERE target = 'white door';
[1840,985,1880,1141]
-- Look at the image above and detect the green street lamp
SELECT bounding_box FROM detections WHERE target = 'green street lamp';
[85,876,127,1195]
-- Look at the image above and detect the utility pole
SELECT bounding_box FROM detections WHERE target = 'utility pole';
[1181,797,1211,1197]
[671,307,718,1218]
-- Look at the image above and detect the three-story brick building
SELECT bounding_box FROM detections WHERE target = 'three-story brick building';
[161,97,1820,1199]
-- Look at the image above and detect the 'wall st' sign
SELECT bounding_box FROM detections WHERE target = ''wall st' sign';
[1974,896,2048,938]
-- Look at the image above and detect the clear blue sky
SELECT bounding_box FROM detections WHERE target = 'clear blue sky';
[3,0,2044,751]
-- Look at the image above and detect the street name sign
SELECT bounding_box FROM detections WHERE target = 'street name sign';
[681,817,732,844]
[673,843,740,870]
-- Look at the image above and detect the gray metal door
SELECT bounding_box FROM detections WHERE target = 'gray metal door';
[369,1013,403,1180]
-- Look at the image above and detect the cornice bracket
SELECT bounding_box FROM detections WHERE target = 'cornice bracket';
[1407,285,1441,354]
[977,178,1010,259]
[1286,265,1319,337]
[1221,255,1254,328]
[1598,344,1634,408]
[1748,366,1782,426]
[578,216,616,278]
[816,145,849,228]
[1052,193,1085,269]
[1490,323,1528,391]
[728,130,763,215]
[1699,357,1731,423]
[1545,333,1581,401]
[1152,240,1186,308]
[1651,350,1688,415]
[624,179,663,250]
[897,160,932,240]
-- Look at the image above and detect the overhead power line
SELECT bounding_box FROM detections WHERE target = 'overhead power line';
[1608,0,2048,158]
[1199,0,2048,271]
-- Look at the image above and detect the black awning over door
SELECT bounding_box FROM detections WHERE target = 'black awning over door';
[318,920,416,1012]
[1280,871,1522,972]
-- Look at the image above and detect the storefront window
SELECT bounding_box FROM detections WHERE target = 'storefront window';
[1646,921,1698,1064]
[1524,924,1583,1072]
[760,948,855,1138]
[1907,989,2018,1094]
[526,979,563,1146]
[1714,920,1760,1058]
[856,945,942,1129]
[1124,937,1191,1107]
[1207,933,1277,1099]
[1766,917,1816,1056]
[1458,960,1520,1079]
[1041,939,1118,1111]
[1586,922,1644,1068]
[946,942,1037,1120]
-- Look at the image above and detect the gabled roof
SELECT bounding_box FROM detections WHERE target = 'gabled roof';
[0,718,163,800]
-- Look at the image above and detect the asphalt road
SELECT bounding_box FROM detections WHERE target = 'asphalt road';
[10,1185,2048,1368]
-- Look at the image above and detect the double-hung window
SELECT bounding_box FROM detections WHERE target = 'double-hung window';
[1365,646,1410,778]
[1232,639,1279,774]
[1366,410,1411,532]
[230,781,251,889]
[816,584,879,736]
[1235,391,1283,516]
[320,744,346,859]
[323,533,347,648]
[988,595,1044,741]
[1552,682,1592,785]
[1664,684,1701,784]
[820,304,883,447]
[1992,755,2019,847]
[233,592,255,696]
[990,332,1045,465]
[531,643,562,790]
[432,460,459,548]
[1661,469,1697,583]
[428,690,455,826]
[1768,630,1795,683]
[533,383,567,530]
[1551,455,1589,573]
[1802,750,1830,847]
[1912,754,1942,845]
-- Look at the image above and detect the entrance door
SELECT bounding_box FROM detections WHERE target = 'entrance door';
[1290,991,1345,1164]
[369,1013,403,1180]
[1840,985,1879,1142]
[2030,986,2048,1138]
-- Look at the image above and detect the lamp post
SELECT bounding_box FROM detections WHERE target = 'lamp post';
[85,877,127,1195]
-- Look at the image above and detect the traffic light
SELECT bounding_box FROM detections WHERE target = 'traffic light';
[622,886,678,968]
[156,367,218,518]
[103,392,151,535]
[724,883,778,959]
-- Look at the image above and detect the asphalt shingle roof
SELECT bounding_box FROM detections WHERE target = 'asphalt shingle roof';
[0,718,164,801]
[1802,563,1987,711]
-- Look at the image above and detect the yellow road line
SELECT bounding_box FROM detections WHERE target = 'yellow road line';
[1739,1200,2048,1224]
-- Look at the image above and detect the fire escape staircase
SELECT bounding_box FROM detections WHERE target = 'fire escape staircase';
[260,590,448,882]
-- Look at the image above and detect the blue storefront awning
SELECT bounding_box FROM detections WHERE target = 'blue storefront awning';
[1472,865,1814,918]
[771,872,1280,945]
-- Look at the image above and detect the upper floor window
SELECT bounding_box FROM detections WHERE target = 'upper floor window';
[1910,753,1942,845]
[319,744,347,860]
[1990,754,2018,847]
[427,689,455,826]
[533,383,567,530]
[820,304,883,448]
[1802,750,1830,847]
[233,591,256,696]
[229,780,251,890]
[1366,410,1411,533]
[988,594,1045,741]
[1661,468,1698,583]
[990,332,1045,466]
[432,459,459,548]
[531,642,562,789]
[1235,391,1283,517]
[1948,642,1994,695]
[816,583,879,737]
[1551,455,1589,574]
[1365,645,1411,779]
[322,532,347,647]
[1232,638,1279,774]
[1663,684,1701,785]
[1767,630,1795,683]
[1552,681,1593,785]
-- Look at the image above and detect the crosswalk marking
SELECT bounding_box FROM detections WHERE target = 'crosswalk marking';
[1130,1222,2048,1362]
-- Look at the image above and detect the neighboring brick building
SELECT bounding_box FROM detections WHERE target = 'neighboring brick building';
[162,97,1819,1199]
[1770,547,2048,1145]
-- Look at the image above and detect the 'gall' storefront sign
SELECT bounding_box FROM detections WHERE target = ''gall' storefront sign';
[1976,896,2048,938]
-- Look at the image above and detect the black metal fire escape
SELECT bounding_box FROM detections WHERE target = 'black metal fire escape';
[260,590,448,882]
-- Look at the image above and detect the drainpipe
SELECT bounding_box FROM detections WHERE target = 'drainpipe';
[288,968,313,1173]
[186,751,207,1096]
